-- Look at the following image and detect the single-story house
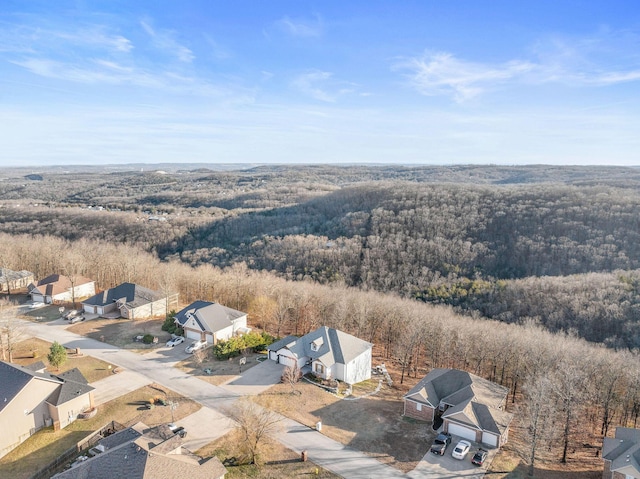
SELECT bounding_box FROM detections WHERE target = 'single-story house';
[28,274,95,304]
[403,368,513,448]
[0,361,94,459]
[51,422,227,479]
[267,326,373,385]
[82,282,178,319]
[602,427,640,479]
[0,268,34,294]
[174,300,250,345]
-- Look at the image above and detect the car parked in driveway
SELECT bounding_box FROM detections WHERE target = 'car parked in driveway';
[452,440,471,460]
[430,432,452,455]
[471,448,488,466]
[185,339,207,354]
[166,336,185,347]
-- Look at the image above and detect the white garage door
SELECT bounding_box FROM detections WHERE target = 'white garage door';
[31,294,45,303]
[186,329,201,341]
[447,422,477,442]
[268,350,278,361]
[277,354,297,368]
[482,431,499,447]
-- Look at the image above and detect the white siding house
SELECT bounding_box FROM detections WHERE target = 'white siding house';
[174,301,249,344]
[267,327,373,385]
[28,274,95,304]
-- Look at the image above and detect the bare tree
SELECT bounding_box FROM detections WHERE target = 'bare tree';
[523,374,557,476]
[282,363,302,395]
[225,398,282,465]
[0,299,26,362]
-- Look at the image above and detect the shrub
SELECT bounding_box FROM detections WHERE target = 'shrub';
[142,334,155,344]
[161,310,178,334]
[213,331,276,360]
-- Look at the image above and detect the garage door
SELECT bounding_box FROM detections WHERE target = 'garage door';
[482,431,499,447]
[277,354,297,368]
[447,422,477,442]
[31,294,45,303]
[268,351,278,361]
[186,329,201,341]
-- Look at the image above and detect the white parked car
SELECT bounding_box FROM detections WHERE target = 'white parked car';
[29,302,45,309]
[185,340,207,354]
[166,336,185,347]
[451,440,471,460]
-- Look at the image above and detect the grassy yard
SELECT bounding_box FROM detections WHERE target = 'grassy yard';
[0,384,201,479]
[197,429,341,479]
[68,318,168,352]
[176,350,263,386]
[20,304,67,322]
[12,337,114,383]
[253,378,433,472]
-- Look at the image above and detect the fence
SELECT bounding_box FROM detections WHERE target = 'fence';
[29,421,125,479]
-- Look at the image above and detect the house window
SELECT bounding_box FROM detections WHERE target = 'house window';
[416,403,422,412]
[315,363,324,374]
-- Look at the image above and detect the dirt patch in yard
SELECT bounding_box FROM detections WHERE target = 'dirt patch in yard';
[68,318,169,351]
[253,379,433,472]
[176,351,263,386]
[11,337,115,383]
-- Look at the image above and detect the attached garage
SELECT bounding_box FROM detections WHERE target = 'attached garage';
[447,422,477,442]
[185,329,201,341]
[276,353,298,368]
[481,431,499,447]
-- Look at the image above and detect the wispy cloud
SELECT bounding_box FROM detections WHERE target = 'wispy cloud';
[292,70,359,102]
[398,30,640,102]
[140,18,194,63]
[395,52,534,102]
[276,15,323,37]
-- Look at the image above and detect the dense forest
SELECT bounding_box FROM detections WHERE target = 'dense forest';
[2,164,640,348]
[1,231,639,472]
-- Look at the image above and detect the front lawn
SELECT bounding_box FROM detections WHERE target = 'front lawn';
[0,383,201,479]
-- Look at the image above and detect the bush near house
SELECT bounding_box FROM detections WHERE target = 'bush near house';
[161,310,183,335]
[213,332,275,360]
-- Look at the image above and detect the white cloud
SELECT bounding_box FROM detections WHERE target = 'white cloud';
[140,19,194,63]
[276,15,323,37]
[292,71,338,102]
[396,52,535,102]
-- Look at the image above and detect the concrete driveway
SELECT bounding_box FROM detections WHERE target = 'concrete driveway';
[91,369,153,405]
[221,359,285,395]
[172,407,234,452]
[407,438,494,479]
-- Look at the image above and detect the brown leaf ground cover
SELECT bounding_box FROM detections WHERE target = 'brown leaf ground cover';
[68,317,168,351]
[175,351,263,386]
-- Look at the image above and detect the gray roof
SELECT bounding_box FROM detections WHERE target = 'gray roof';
[266,335,298,352]
[82,283,165,308]
[47,368,94,406]
[404,368,513,436]
[175,301,246,333]
[603,427,640,476]
[52,422,227,479]
[0,268,33,283]
[0,361,93,412]
[272,326,372,367]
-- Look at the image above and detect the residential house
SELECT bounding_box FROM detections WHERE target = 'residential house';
[602,427,640,479]
[174,300,250,345]
[51,422,227,479]
[0,361,94,459]
[0,268,35,293]
[267,326,373,385]
[82,282,178,319]
[403,368,513,448]
[28,274,95,304]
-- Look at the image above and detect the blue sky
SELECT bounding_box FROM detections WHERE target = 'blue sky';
[1,1,639,166]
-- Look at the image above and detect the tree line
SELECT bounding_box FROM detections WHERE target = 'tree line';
[1,232,639,470]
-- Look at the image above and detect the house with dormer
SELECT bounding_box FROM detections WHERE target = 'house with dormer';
[174,301,249,345]
[0,361,94,459]
[403,368,513,448]
[267,326,373,385]
[602,427,640,479]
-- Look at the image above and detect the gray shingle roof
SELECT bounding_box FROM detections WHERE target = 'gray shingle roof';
[0,361,64,413]
[52,422,227,479]
[47,368,94,406]
[175,301,246,333]
[83,283,164,308]
[603,427,640,476]
[270,326,372,367]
